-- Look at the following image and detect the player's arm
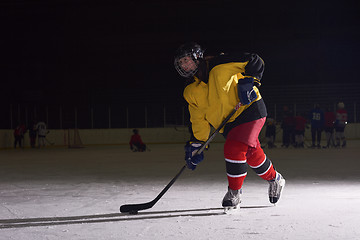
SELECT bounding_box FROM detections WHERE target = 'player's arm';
[237,53,265,105]
[183,84,210,170]
[243,53,265,86]
[184,105,209,170]
[187,103,210,142]
[183,83,210,142]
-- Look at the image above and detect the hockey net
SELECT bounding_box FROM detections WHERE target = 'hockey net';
[64,129,84,148]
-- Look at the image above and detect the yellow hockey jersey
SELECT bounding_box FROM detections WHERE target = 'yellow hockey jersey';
[183,53,265,142]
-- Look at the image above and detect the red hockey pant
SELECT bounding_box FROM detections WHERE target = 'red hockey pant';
[224,139,276,190]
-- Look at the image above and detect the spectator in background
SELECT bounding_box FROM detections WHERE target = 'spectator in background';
[265,117,277,148]
[129,129,146,152]
[309,103,324,148]
[281,105,295,148]
[323,107,336,148]
[335,102,348,148]
[28,120,37,148]
[36,121,47,148]
[294,113,307,148]
[14,123,26,149]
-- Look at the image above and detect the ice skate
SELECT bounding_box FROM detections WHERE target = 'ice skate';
[222,187,242,213]
[268,172,285,204]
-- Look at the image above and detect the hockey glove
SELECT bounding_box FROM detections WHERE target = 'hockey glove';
[237,77,258,105]
[184,141,204,170]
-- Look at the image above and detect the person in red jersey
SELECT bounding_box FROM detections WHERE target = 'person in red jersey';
[14,123,26,149]
[129,129,146,152]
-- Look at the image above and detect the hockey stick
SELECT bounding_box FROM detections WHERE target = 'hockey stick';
[120,102,242,213]
[45,138,55,145]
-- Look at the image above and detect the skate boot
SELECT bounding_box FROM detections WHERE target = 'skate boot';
[222,187,242,212]
[268,172,285,204]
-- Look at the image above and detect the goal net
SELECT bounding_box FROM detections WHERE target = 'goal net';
[64,129,84,148]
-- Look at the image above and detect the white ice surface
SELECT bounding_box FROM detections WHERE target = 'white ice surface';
[0,141,360,240]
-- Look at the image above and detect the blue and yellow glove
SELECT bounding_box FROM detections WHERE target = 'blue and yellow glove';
[237,77,258,105]
[184,141,204,170]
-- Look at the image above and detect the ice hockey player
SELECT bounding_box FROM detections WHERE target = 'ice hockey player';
[13,123,26,149]
[335,102,348,148]
[174,42,285,210]
[309,103,324,148]
[129,129,147,152]
[36,121,47,148]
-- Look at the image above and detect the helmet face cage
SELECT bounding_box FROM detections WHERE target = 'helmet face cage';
[174,43,204,78]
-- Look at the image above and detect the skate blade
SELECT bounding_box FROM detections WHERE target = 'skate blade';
[223,205,240,214]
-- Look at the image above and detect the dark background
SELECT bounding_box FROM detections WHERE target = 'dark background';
[1,0,359,128]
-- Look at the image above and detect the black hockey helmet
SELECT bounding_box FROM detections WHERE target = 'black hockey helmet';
[174,42,204,78]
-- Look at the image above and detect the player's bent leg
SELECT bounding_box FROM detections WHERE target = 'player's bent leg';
[223,139,248,208]
[247,146,285,204]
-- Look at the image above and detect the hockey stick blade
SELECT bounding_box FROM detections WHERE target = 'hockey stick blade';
[120,165,187,213]
[120,202,155,213]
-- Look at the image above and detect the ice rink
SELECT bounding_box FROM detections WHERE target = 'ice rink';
[1,141,360,240]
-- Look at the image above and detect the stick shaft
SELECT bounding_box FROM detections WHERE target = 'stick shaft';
[196,102,241,154]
